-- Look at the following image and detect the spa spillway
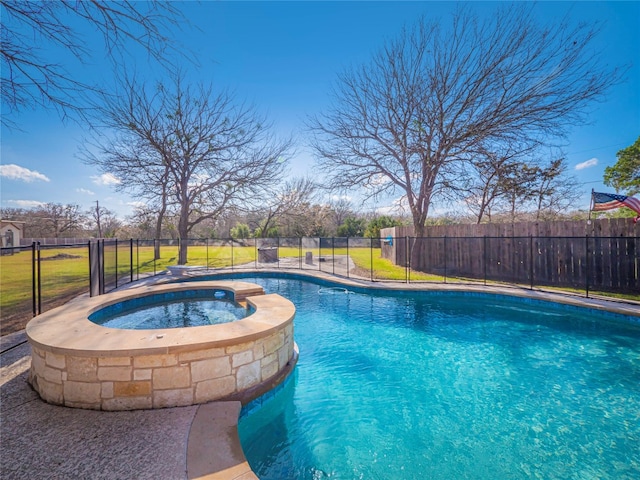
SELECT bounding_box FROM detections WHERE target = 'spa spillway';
[25,281,296,411]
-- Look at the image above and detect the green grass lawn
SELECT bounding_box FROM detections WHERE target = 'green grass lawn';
[1,247,91,334]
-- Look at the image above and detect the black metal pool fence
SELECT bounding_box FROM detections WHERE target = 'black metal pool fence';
[1,235,638,328]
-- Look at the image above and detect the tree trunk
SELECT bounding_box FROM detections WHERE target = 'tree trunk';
[409,217,428,274]
[177,199,189,265]
[154,212,164,260]
[178,228,188,265]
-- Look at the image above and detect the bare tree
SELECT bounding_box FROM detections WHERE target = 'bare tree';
[252,177,317,238]
[98,215,122,238]
[462,147,528,224]
[38,203,86,238]
[1,0,185,129]
[526,158,581,221]
[329,197,356,233]
[296,204,333,237]
[499,165,540,223]
[124,205,158,239]
[87,202,119,238]
[84,74,292,264]
[308,5,623,239]
[1,203,86,238]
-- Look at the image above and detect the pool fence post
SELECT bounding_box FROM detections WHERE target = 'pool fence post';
[136,239,139,280]
[483,236,487,286]
[585,234,590,298]
[88,240,93,297]
[117,239,120,289]
[332,237,335,275]
[299,237,302,270]
[153,239,157,277]
[130,238,134,284]
[100,239,105,295]
[37,241,42,314]
[231,237,234,270]
[405,236,409,284]
[89,240,101,297]
[370,237,373,281]
[206,238,209,270]
[32,242,37,316]
[529,235,534,290]
[277,237,281,269]
[254,239,257,269]
[346,238,350,278]
[444,235,447,284]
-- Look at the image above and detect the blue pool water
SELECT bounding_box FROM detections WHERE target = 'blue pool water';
[228,276,640,480]
[89,289,247,329]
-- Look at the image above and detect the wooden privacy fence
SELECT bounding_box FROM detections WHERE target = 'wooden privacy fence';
[381,218,640,293]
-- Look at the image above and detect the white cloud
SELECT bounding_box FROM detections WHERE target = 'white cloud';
[429,203,460,217]
[330,194,352,202]
[0,164,50,182]
[76,188,95,195]
[575,158,598,170]
[91,173,121,186]
[364,174,391,189]
[376,196,409,216]
[7,199,46,208]
[188,173,210,190]
[127,201,147,209]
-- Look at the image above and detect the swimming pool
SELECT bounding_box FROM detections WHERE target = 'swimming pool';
[228,276,640,480]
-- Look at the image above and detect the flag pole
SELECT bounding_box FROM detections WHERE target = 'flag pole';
[588,188,594,222]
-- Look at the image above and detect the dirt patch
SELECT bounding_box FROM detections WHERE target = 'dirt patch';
[350,266,373,279]
[42,253,83,261]
[1,289,87,336]
[1,311,33,337]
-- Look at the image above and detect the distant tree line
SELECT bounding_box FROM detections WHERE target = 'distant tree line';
[1,203,121,239]
[0,200,402,241]
[2,198,625,243]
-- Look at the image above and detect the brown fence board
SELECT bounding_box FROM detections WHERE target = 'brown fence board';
[382,219,639,293]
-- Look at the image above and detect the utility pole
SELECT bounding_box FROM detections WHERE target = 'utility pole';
[95,200,102,238]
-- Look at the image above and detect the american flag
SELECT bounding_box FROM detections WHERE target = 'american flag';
[592,191,640,216]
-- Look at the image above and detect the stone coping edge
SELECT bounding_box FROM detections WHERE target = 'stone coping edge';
[26,281,295,357]
[186,344,299,480]
[187,401,257,480]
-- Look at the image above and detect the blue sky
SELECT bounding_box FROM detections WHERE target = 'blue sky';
[1,1,639,220]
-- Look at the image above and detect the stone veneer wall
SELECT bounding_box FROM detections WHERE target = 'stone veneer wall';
[29,324,294,411]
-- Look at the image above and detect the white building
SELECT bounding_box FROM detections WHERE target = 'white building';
[1,220,25,248]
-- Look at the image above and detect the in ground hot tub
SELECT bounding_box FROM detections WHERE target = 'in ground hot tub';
[88,288,249,329]
[26,281,296,411]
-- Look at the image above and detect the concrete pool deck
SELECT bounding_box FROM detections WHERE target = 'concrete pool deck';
[2,269,638,479]
[1,329,257,480]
